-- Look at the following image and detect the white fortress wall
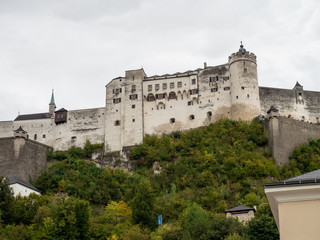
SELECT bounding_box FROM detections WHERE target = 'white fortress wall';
[0,121,14,137]
[53,107,106,150]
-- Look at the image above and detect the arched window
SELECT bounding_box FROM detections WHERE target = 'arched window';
[207,111,212,118]
[147,93,156,101]
[169,92,176,100]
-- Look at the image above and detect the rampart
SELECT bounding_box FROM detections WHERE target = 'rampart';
[0,137,48,182]
[266,115,320,165]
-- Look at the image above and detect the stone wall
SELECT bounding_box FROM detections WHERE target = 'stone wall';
[0,137,48,182]
[267,115,320,165]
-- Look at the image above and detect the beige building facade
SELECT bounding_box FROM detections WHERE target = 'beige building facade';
[265,170,320,240]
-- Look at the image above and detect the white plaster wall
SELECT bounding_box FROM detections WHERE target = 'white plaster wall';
[0,121,14,137]
[10,183,40,197]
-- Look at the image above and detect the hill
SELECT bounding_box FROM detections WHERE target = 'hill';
[1,119,319,239]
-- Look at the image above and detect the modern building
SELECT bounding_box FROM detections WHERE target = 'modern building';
[265,169,320,240]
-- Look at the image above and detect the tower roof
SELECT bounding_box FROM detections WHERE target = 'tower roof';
[49,89,55,105]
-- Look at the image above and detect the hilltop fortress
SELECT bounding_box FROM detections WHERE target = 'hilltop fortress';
[1,44,320,163]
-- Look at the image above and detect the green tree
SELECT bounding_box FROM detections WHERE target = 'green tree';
[131,179,157,230]
[0,177,14,224]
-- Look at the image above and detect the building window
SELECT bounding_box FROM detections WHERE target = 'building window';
[170,82,174,89]
[115,120,120,126]
[177,82,182,88]
[114,88,122,95]
[207,111,212,117]
[132,105,135,109]
[155,84,160,91]
[156,93,166,100]
[247,94,249,98]
[241,86,245,89]
[163,83,167,90]
[224,87,230,91]
[189,89,198,95]
[113,98,121,103]
[43,134,46,138]
[129,94,138,100]
[211,88,218,92]
[188,101,192,106]
[236,96,238,99]
[244,68,247,73]
[34,134,37,140]
[223,76,229,80]
[148,85,152,92]
[170,118,175,123]
[147,93,156,101]
[168,92,176,99]
[192,79,196,85]
[189,115,195,120]
[132,119,135,122]
[131,85,136,92]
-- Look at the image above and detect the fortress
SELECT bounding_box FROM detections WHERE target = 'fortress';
[1,43,320,162]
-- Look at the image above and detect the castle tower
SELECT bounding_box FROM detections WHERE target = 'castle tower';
[228,42,260,120]
[49,89,56,115]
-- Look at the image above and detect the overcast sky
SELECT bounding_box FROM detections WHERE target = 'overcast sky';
[0,0,319,121]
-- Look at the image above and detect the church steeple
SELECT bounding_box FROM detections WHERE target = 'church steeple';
[49,89,56,115]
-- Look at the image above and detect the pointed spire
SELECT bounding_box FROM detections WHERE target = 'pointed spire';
[239,41,246,54]
[49,89,55,105]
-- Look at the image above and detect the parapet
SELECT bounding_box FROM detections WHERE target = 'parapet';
[228,51,257,65]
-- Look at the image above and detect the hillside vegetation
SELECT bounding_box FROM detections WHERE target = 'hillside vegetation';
[1,119,319,239]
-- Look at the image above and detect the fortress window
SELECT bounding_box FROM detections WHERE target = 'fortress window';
[169,92,176,99]
[131,85,136,92]
[299,92,302,96]
[223,76,229,80]
[156,93,166,100]
[132,119,135,122]
[132,105,135,109]
[189,115,195,120]
[113,98,121,104]
[43,134,46,138]
[192,79,196,85]
[148,85,152,91]
[170,82,175,88]
[147,93,156,101]
[155,84,160,91]
[189,89,198,95]
[209,77,215,82]
[247,94,249,98]
[115,88,122,95]
[34,134,37,140]
[170,118,175,123]
[178,82,182,88]
[244,68,247,73]
[224,87,230,91]
[207,111,212,117]
[211,88,218,92]
[188,101,192,106]
[163,83,167,90]
[129,94,138,100]
[115,120,120,126]
[241,86,245,89]
[216,76,219,81]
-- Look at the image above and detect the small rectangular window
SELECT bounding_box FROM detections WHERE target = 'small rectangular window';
[132,119,135,122]
[177,82,182,88]
[155,84,160,91]
[113,98,121,103]
[132,105,135,109]
[188,101,192,106]
[115,120,120,126]
[163,83,167,90]
[211,88,218,92]
[131,85,136,92]
[148,85,152,92]
[192,79,196,85]
[43,134,46,138]
[224,87,230,91]
[129,94,138,100]
[189,89,198,95]
[170,82,174,89]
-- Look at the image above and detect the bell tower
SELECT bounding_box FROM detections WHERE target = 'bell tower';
[49,89,56,115]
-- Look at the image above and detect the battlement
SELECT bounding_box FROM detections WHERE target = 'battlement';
[228,51,257,65]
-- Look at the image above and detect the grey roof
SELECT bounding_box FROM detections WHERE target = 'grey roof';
[225,205,256,213]
[267,105,279,114]
[14,126,26,132]
[15,112,52,121]
[8,176,41,193]
[265,169,320,188]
